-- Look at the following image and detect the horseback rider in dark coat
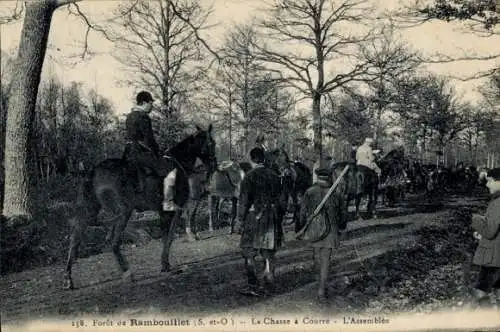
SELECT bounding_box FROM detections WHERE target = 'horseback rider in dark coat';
[124,91,177,210]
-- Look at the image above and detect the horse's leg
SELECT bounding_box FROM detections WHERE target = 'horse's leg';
[216,197,223,230]
[355,194,362,220]
[110,208,135,282]
[230,197,238,234]
[63,217,89,290]
[161,210,181,272]
[185,199,199,242]
[208,194,214,233]
[370,188,378,219]
[292,192,301,232]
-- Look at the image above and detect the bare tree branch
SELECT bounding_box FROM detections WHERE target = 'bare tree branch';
[0,0,24,24]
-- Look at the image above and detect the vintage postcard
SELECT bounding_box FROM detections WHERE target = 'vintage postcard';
[1,0,500,331]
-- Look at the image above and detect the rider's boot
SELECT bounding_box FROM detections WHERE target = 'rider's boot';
[162,170,181,211]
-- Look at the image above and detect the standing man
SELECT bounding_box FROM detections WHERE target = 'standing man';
[124,90,177,211]
[237,147,283,296]
[298,167,347,302]
[471,167,500,308]
[356,137,381,176]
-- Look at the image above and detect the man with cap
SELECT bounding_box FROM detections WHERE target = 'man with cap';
[356,137,381,176]
[298,167,347,303]
[470,167,500,308]
[124,90,177,211]
[237,146,283,296]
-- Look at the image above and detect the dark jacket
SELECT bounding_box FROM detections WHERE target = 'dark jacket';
[472,192,500,267]
[125,107,160,156]
[299,179,347,249]
[238,164,283,251]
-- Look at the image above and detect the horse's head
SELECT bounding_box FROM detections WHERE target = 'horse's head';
[268,146,291,175]
[192,124,217,176]
[167,124,217,176]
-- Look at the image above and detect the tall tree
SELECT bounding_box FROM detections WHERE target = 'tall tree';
[112,0,213,114]
[254,0,378,160]
[204,23,292,154]
[3,0,81,219]
[358,25,421,141]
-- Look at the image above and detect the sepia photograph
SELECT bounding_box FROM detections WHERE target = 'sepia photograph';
[1,0,500,331]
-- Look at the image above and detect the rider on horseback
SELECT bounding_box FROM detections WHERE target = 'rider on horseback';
[356,137,382,176]
[124,91,177,211]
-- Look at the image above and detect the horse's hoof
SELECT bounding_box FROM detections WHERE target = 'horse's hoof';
[122,270,135,283]
[161,264,171,273]
[208,227,214,233]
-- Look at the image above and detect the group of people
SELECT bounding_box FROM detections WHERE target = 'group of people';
[124,90,500,306]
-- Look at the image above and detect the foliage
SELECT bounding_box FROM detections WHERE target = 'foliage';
[391,74,466,155]
[324,91,372,146]
[203,23,294,155]
[421,0,499,29]
[254,0,378,159]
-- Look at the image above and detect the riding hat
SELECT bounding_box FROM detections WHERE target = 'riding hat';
[487,168,500,181]
[136,91,154,104]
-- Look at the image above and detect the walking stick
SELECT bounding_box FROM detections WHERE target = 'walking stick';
[296,164,350,239]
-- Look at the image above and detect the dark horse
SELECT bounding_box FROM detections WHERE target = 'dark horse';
[377,147,409,207]
[331,147,409,220]
[63,125,217,289]
[331,162,379,220]
[266,147,313,232]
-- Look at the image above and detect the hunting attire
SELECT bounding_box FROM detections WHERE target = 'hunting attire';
[124,91,177,211]
[299,168,347,301]
[238,164,283,258]
[238,149,283,294]
[471,167,500,306]
[125,105,166,175]
[356,138,381,176]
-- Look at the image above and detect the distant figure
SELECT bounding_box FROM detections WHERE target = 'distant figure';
[356,137,381,176]
[350,144,357,162]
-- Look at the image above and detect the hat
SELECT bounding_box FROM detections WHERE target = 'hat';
[136,91,154,104]
[487,168,500,181]
[364,137,374,144]
[315,168,331,179]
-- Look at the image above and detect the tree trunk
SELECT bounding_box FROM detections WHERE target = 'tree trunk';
[312,91,323,163]
[3,1,56,218]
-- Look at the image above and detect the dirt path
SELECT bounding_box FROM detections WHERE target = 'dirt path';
[1,193,491,327]
[0,218,440,322]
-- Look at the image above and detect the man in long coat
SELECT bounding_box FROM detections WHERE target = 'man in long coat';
[237,147,283,295]
[471,167,500,307]
[299,167,347,302]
